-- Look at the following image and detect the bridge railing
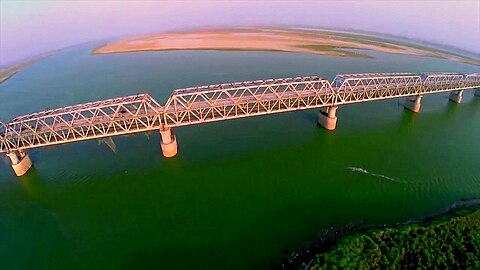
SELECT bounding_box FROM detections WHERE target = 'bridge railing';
[163,76,335,127]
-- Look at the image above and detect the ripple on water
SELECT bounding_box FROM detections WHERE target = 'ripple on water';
[46,166,95,187]
[346,166,409,184]
[405,175,480,205]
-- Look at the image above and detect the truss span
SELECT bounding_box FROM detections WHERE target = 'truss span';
[163,76,335,126]
[1,94,163,152]
[1,72,480,153]
[162,72,480,126]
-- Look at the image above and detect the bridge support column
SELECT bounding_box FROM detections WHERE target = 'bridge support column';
[449,90,463,104]
[404,95,422,113]
[7,150,33,176]
[159,127,178,158]
[318,106,338,130]
[475,89,480,97]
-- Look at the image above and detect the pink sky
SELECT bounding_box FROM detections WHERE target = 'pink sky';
[1,0,479,66]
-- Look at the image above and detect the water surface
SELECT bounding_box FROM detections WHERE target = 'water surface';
[0,46,479,269]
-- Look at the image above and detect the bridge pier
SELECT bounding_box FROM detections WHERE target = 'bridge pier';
[7,150,33,176]
[159,127,178,157]
[449,90,463,104]
[318,106,338,130]
[404,95,422,113]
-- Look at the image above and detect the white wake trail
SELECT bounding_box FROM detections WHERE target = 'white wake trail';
[347,167,408,184]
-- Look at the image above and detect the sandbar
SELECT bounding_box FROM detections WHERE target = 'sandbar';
[93,28,480,66]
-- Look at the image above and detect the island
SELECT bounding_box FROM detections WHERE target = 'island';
[93,28,480,66]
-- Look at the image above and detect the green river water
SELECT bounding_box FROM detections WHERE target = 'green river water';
[0,45,479,269]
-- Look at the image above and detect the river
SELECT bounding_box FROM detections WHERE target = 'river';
[0,45,479,269]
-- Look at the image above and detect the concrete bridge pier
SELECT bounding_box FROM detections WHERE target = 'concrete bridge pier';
[7,150,33,176]
[159,126,178,157]
[449,90,463,104]
[404,95,422,113]
[318,105,338,130]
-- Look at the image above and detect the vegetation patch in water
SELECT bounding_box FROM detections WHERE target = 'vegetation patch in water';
[294,207,480,269]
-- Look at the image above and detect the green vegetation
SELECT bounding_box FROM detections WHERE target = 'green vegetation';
[296,45,337,51]
[336,36,400,49]
[299,208,480,269]
[295,45,373,59]
[295,29,480,65]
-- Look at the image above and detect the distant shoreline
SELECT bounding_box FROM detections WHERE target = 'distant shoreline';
[2,28,478,86]
[0,52,58,85]
[0,44,84,85]
[93,28,480,66]
[0,58,39,85]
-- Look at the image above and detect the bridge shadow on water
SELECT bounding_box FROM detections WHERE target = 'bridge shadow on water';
[389,92,479,136]
[295,110,319,125]
[17,167,50,204]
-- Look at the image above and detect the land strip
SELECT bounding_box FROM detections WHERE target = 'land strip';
[93,28,480,66]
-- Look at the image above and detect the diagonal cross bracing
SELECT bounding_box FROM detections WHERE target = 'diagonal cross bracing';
[1,94,164,152]
[0,121,9,153]
[162,76,334,126]
[1,72,479,153]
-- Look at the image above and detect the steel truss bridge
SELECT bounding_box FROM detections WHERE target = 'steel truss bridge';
[1,72,480,176]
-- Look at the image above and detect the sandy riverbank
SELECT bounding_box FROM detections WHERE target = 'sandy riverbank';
[0,50,60,85]
[93,28,480,66]
[0,60,36,84]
